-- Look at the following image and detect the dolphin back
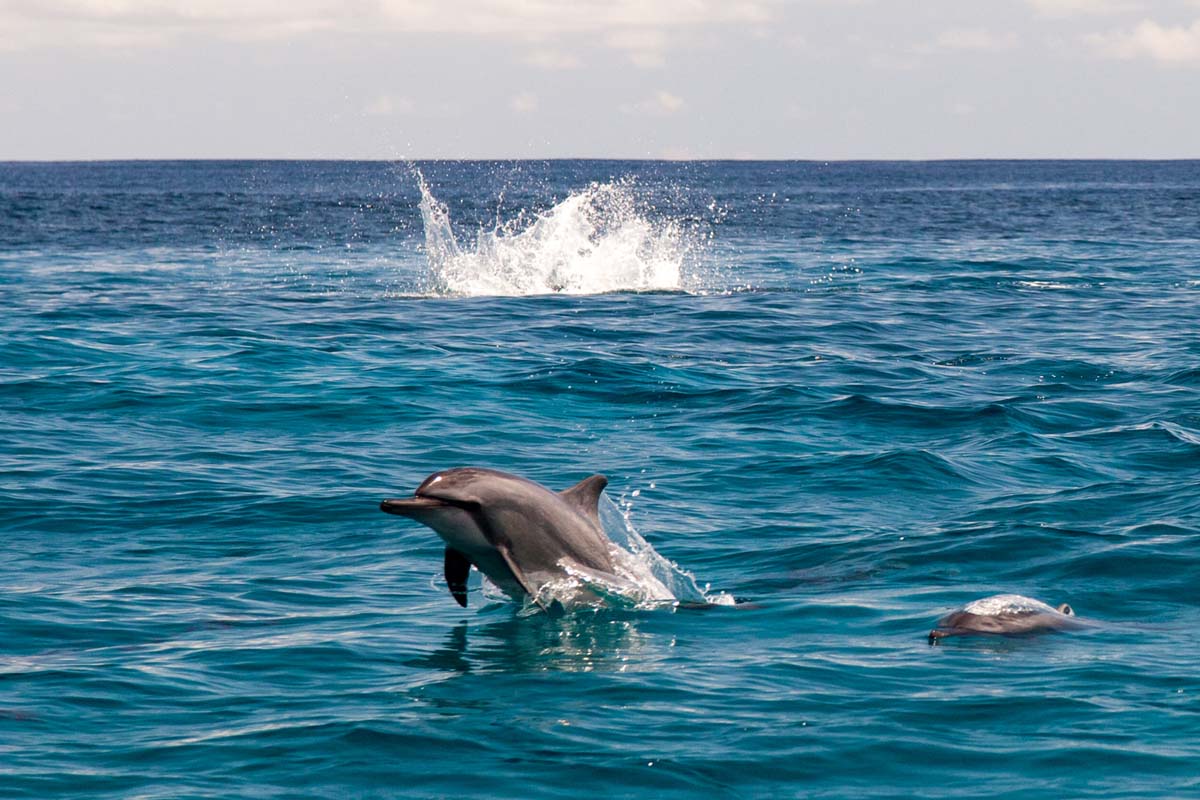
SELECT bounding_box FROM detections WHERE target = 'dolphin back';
[928,603,1085,642]
[474,472,617,588]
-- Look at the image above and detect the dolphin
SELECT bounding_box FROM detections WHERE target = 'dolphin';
[928,594,1085,643]
[380,468,619,609]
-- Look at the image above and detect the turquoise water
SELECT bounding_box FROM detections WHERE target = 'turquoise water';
[2,160,1199,798]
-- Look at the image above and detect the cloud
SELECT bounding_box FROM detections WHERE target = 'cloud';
[0,0,343,48]
[655,91,685,113]
[604,28,668,68]
[509,91,538,113]
[1025,0,1138,16]
[1089,18,1200,63]
[0,0,773,54]
[620,90,685,116]
[363,94,415,117]
[377,0,771,36]
[935,28,1018,52]
[522,49,581,70]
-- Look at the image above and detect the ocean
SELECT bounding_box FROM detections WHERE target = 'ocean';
[2,159,1198,798]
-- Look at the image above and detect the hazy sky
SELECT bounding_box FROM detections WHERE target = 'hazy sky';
[2,0,1199,159]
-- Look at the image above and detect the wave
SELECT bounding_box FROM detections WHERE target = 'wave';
[416,172,702,296]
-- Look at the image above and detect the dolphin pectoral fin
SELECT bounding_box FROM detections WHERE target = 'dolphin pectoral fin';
[444,547,472,607]
[558,474,608,528]
[495,543,547,611]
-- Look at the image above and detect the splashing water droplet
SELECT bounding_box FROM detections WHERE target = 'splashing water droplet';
[416,172,703,296]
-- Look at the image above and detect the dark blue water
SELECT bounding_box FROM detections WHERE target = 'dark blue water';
[3,160,1199,798]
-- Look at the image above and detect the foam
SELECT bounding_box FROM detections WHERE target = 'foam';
[962,594,1059,616]
[417,173,697,296]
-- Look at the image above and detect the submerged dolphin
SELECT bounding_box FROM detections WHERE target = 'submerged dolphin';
[928,594,1084,643]
[380,468,617,609]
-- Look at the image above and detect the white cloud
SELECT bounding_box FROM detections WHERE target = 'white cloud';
[25,0,343,30]
[0,0,772,51]
[509,91,538,113]
[656,91,685,113]
[866,50,920,71]
[375,0,770,35]
[627,51,666,68]
[605,28,668,67]
[487,1,762,33]
[522,49,581,70]
[0,0,343,48]
[935,28,1018,52]
[1025,0,1139,16]
[620,90,685,116]
[1089,18,1200,62]
[363,95,415,117]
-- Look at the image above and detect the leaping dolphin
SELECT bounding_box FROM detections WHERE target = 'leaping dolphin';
[380,468,618,609]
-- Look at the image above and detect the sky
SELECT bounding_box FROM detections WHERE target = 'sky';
[1,0,1198,160]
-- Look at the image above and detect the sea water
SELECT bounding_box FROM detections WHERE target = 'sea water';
[2,160,1198,798]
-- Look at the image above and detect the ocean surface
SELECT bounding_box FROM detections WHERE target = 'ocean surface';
[2,160,1199,798]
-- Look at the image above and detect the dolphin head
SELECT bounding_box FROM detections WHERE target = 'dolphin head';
[379,468,515,553]
[381,470,489,551]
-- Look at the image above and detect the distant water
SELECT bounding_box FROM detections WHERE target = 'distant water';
[3,160,1199,798]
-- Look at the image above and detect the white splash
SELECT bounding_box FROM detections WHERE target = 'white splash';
[596,493,715,607]
[534,493,726,611]
[962,594,1060,616]
[417,173,697,296]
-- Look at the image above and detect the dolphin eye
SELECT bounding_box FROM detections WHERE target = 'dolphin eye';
[428,495,482,513]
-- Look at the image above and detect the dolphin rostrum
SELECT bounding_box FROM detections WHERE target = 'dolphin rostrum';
[928,594,1085,643]
[380,468,618,609]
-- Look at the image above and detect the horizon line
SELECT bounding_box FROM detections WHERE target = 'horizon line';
[4,156,1200,165]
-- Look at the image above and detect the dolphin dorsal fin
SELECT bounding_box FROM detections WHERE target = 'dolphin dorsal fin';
[559,474,608,527]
